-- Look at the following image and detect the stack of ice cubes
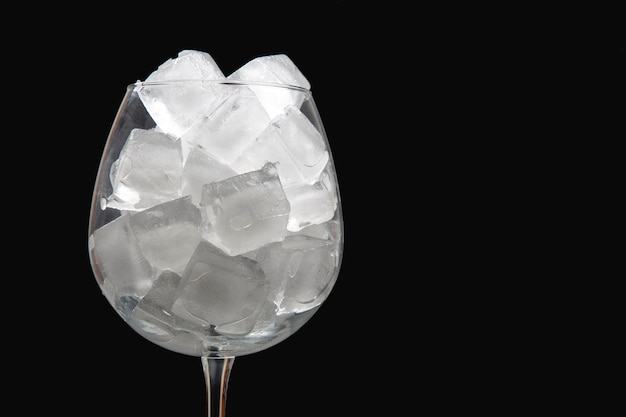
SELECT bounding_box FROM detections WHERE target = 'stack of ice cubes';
[90,50,340,349]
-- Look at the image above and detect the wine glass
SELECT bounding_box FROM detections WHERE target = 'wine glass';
[87,79,343,416]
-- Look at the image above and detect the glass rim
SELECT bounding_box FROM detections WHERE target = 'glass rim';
[131,79,311,93]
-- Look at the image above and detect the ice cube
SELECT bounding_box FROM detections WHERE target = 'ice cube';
[284,173,337,232]
[107,128,183,211]
[137,50,228,137]
[200,162,290,256]
[228,54,310,118]
[128,270,206,355]
[255,235,338,313]
[171,241,269,335]
[181,87,270,165]
[146,50,225,81]
[181,147,237,205]
[128,196,202,274]
[131,270,194,336]
[89,214,155,299]
[134,270,182,322]
[232,106,329,186]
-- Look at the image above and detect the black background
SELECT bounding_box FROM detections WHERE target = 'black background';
[16,5,424,416]
[10,6,626,414]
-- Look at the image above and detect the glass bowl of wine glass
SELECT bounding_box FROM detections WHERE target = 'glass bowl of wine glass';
[87,51,343,417]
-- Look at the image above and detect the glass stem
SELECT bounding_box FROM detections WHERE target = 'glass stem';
[202,356,234,417]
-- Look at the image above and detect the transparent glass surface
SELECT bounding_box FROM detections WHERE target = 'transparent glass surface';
[88,80,343,416]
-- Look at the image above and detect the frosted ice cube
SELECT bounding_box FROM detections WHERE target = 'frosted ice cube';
[137,50,228,137]
[129,196,202,274]
[181,87,270,164]
[172,241,269,335]
[255,235,338,313]
[89,214,155,299]
[232,106,329,186]
[107,128,182,211]
[200,162,290,256]
[228,54,310,118]
[181,147,237,205]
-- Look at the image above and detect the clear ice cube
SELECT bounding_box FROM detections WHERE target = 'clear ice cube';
[255,235,338,313]
[128,196,202,274]
[131,270,194,339]
[129,270,206,355]
[232,106,329,187]
[181,147,237,205]
[228,54,310,118]
[134,270,182,323]
[180,87,270,164]
[89,214,155,299]
[150,50,223,80]
[284,180,337,232]
[171,241,269,335]
[200,162,290,256]
[107,128,182,211]
[137,50,228,137]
